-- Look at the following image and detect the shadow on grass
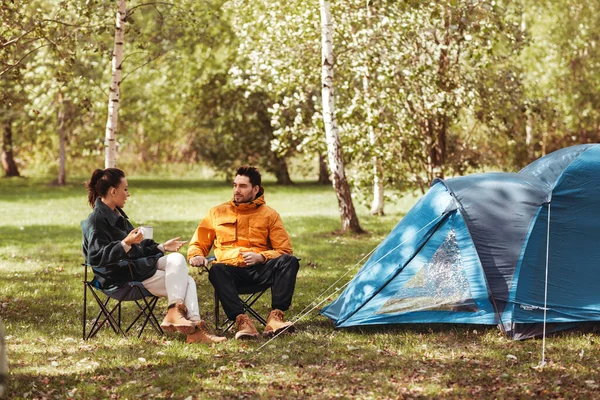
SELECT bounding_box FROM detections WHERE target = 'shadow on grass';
[5,349,220,399]
[0,225,82,249]
[5,320,514,400]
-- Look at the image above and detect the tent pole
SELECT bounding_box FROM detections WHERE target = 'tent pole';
[540,201,551,368]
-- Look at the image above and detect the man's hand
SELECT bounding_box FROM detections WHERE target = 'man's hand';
[189,255,208,267]
[241,252,266,266]
[163,237,188,252]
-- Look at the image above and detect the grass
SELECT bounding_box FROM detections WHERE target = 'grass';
[1,175,599,399]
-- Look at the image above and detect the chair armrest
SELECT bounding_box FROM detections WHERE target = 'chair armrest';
[197,256,216,275]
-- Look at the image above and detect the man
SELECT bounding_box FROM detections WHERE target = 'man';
[188,166,300,339]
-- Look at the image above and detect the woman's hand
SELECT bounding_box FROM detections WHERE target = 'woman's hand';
[163,237,188,252]
[123,228,144,246]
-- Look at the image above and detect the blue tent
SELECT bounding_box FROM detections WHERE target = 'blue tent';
[322,144,600,339]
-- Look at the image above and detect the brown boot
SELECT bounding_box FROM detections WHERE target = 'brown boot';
[186,321,227,344]
[263,309,295,337]
[160,302,195,334]
[234,314,259,340]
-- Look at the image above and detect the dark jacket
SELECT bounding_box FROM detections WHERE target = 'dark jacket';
[81,198,163,287]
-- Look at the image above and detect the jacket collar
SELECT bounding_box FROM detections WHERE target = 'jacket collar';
[94,197,129,226]
[230,186,265,210]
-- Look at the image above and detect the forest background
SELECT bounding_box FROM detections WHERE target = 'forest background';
[3,2,600,398]
[3,0,600,215]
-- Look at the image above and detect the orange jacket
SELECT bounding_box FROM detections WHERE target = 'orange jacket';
[187,188,293,266]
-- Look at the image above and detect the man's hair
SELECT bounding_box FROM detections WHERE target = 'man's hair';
[236,165,261,187]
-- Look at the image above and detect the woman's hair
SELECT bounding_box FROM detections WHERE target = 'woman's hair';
[85,168,125,208]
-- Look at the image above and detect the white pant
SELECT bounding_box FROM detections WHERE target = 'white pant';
[142,253,201,321]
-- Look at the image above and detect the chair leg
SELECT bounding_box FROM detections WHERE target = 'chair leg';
[89,299,128,339]
[241,291,269,326]
[222,319,236,333]
[214,290,220,330]
[86,286,128,340]
[217,289,270,332]
[245,306,267,326]
[83,281,164,340]
[83,281,88,340]
[143,296,164,336]
[125,287,164,338]
[118,302,122,329]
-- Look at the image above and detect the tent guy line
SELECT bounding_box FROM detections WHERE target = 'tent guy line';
[254,213,447,353]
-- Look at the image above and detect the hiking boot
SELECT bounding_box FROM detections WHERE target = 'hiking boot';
[234,314,259,340]
[186,321,227,344]
[263,309,295,337]
[160,302,195,334]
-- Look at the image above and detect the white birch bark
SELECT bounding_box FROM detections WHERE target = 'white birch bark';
[57,90,66,185]
[320,0,363,233]
[370,151,385,215]
[362,3,384,216]
[104,0,127,168]
[364,75,384,216]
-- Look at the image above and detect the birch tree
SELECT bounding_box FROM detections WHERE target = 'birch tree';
[320,0,363,233]
[105,0,127,168]
[363,3,384,215]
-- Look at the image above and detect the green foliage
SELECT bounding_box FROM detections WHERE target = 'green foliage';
[519,1,600,158]
[186,74,275,180]
[2,177,600,398]
[6,0,600,203]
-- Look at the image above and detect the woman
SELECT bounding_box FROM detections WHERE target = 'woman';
[82,168,225,344]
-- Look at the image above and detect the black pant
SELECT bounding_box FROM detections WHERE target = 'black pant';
[208,254,300,320]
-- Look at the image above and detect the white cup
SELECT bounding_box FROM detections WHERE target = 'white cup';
[139,226,153,240]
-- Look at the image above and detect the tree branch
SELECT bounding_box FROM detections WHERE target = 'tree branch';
[127,2,184,17]
[0,43,50,77]
[1,27,36,49]
[121,48,173,82]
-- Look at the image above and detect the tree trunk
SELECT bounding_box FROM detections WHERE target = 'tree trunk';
[320,0,364,234]
[104,0,127,168]
[370,155,384,216]
[1,119,20,177]
[525,107,536,162]
[270,154,293,185]
[317,153,331,184]
[362,1,384,216]
[57,91,66,185]
[136,123,149,164]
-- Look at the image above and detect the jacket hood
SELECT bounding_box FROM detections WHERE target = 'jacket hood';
[230,186,265,210]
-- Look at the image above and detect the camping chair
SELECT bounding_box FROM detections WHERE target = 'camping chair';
[82,262,164,340]
[201,257,271,332]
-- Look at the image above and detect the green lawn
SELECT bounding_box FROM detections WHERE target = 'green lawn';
[1,176,598,399]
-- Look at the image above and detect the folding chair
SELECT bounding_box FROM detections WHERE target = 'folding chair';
[201,257,271,332]
[215,283,271,333]
[82,262,164,340]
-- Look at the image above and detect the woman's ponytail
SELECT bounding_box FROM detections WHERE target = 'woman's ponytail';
[85,168,125,208]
